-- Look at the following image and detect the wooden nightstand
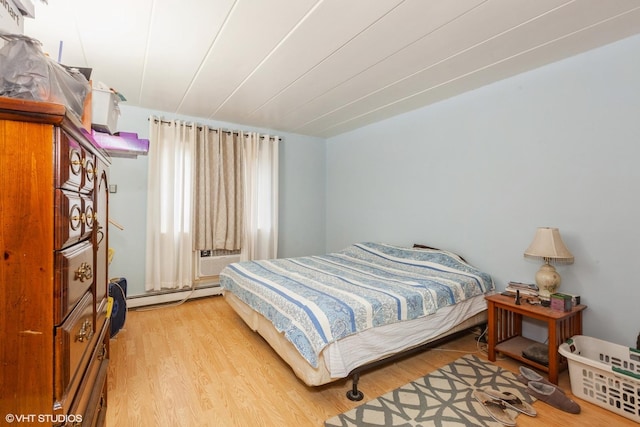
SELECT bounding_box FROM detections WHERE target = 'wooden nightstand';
[485,293,587,384]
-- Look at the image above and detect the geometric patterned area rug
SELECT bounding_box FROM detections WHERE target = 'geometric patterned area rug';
[325,354,535,427]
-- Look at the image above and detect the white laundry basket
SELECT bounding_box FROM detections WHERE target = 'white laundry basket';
[559,335,640,422]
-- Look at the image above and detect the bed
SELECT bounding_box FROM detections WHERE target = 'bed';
[219,242,494,399]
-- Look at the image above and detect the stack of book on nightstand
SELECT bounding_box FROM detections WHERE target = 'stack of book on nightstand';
[504,281,539,297]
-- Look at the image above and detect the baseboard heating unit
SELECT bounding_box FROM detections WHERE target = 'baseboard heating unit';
[126,284,223,308]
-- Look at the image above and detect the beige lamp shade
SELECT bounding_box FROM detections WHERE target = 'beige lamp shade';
[524,227,574,263]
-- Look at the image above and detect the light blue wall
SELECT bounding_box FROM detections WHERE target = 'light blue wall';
[107,34,639,346]
[325,34,640,347]
[107,106,326,296]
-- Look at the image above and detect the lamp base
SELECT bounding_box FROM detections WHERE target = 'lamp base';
[536,262,561,299]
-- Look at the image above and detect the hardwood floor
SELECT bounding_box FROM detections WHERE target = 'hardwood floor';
[107,295,636,426]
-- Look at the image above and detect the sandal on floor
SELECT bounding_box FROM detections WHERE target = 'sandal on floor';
[472,389,516,426]
[482,388,537,417]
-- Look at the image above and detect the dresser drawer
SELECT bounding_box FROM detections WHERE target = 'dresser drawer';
[56,130,96,194]
[55,189,94,250]
[54,241,94,324]
[68,320,109,427]
[54,291,96,416]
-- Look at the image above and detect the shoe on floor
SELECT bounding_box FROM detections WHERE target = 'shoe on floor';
[473,389,517,426]
[482,388,537,417]
[517,366,565,393]
[527,381,581,414]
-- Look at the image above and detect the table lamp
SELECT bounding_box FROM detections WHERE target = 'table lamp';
[524,227,574,301]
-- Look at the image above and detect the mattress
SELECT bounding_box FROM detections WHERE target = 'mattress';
[220,242,493,386]
[224,291,488,386]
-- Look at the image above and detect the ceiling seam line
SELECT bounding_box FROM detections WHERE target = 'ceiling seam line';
[253,0,490,121]
[292,0,590,131]
[244,0,410,118]
[208,0,326,118]
[312,5,640,136]
[175,0,239,113]
[138,0,158,106]
[69,1,89,70]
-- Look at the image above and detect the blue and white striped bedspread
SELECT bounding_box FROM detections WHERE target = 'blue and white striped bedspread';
[219,242,494,368]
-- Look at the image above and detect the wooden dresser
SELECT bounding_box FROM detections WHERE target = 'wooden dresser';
[0,97,111,426]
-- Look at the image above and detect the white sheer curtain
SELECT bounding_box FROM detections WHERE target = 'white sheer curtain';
[241,133,279,261]
[145,118,195,291]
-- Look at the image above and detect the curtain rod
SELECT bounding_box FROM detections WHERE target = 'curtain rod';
[149,117,281,141]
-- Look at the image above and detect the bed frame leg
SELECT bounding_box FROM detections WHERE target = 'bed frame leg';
[346,373,364,401]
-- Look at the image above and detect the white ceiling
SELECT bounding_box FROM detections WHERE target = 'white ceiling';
[23,0,640,138]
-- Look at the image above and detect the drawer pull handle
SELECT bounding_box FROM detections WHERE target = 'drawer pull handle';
[84,210,94,228]
[98,343,108,361]
[71,212,86,226]
[74,262,93,282]
[76,319,94,343]
[69,151,84,174]
[70,205,82,230]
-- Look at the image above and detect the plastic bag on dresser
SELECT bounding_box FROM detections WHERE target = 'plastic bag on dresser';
[0,32,90,119]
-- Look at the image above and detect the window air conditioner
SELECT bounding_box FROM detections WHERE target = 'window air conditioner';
[197,250,240,278]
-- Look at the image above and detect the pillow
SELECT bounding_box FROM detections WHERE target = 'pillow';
[413,243,467,263]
